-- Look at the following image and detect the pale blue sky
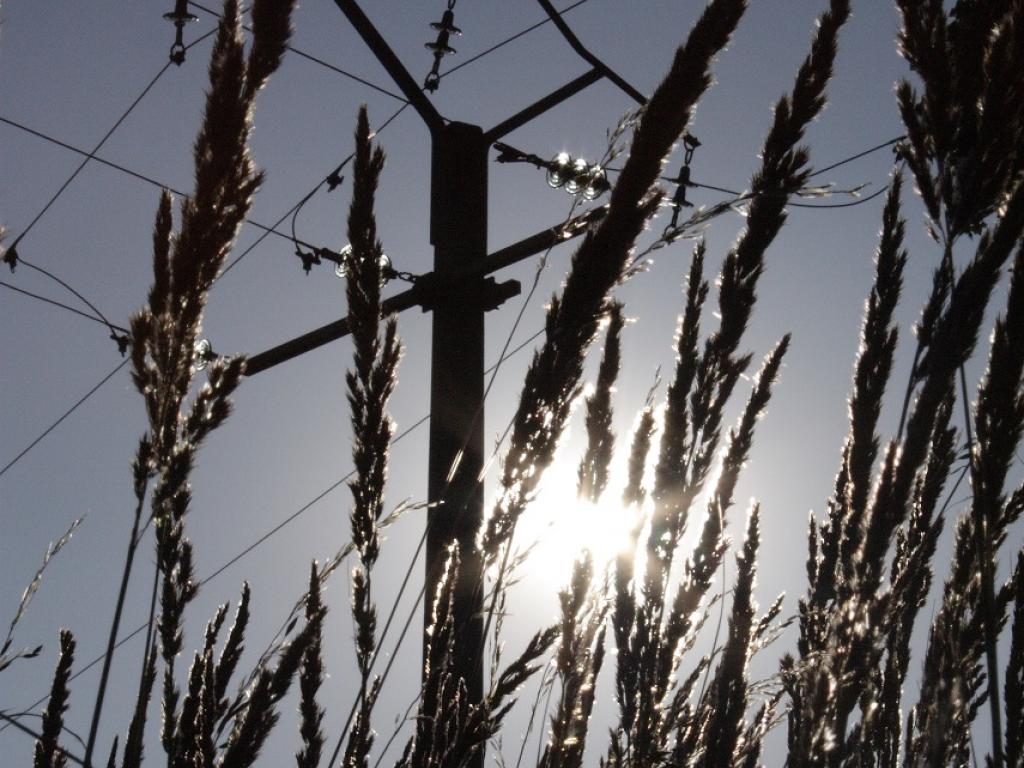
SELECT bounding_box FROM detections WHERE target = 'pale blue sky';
[2,1,1014,764]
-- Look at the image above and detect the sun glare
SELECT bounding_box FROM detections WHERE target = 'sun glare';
[512,454,643,583]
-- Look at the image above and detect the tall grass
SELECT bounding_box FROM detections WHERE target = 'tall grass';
[17,0,1024,766]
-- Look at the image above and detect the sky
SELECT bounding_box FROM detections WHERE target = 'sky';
[1,0,1019,765]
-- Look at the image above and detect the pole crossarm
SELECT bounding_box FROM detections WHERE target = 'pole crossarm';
[332,0,445,133]
[281,11,638,763]
[242,205,606,375]
[535,0,647,105]
[485,68,603,142]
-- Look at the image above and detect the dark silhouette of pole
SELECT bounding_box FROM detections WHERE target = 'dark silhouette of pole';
[246,6,641,763]
[424,121,488,728]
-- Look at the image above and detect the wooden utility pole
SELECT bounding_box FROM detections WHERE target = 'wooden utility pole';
[425,120,488,707]
[244,4,645,765]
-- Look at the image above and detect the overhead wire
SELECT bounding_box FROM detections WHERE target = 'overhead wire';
[596,133,904,211]
[0,280,128,334]
[0,359,130,480]
[186,0,408,103]
[0,311,544,729]
[2,28,218,337]
[685,178,891,209]
[2,0,581,527]
[439,0,593,80]
[0,25,230,488]
[11,258,124,341]
[809,135,905,178]
[5,0,902,745]
[219,101,411,279]
[0,114,318,253]
[285,1,598,273]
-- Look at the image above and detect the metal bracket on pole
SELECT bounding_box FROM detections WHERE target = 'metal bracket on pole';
[242,207,604,376]
[485,68,603,142]
[413,275,521,314]
[534,0,647,105]
[332,0,445,134]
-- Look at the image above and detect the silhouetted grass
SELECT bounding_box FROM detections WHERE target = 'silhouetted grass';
[18,1,1024,767]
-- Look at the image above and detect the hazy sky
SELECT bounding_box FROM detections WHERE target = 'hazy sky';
[3,1,1013,764]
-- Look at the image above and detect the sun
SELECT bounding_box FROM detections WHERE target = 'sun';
[511,453,643,583]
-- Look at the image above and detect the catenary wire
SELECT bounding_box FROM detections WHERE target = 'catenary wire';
[185,0,606,249]
[0,114,318,253]
[686,179,891,209]
[604,134,904,195]
[0,280,128,333]
[808,135,905,178]
[0,29,220,362]
[1,6,904,742]
[186,0,407,103]
[286,1,597,270]
[12,258,122,337]
[217,101,411,279]
[5,28,217,254]
[191,0,597,99]
[438,0,593,80]
[0,85,409,515]
[0,359,130,480]
[0,14,404,508]
[0,306,548,730]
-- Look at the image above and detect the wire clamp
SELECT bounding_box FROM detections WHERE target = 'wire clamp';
[326,171,345,192]
[2,243,19,273]
[297,247,321,274]
[111,331,131,357]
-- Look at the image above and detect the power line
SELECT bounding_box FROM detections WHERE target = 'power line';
[809,135,904,178]
[4,28,217,255]
[2,235,129,351]
[0,359,130,480]
[190,0,599,101]
[0,280,128,333]
[0,415,426,726]
[219,101,411,279]
[0,114,316,253]
[209,0,607,278]
[10,258,125,341]
[186,0,408,103]
[0,28,220,364]
[685,178,891,209]
[597,134,904,210]
[0,302,551,729]
[285,2,601,273]
[439,0,593,80]
[0,17,410,510]
[788,185,890,209]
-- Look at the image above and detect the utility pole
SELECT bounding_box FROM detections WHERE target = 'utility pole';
[425,120,488,707]
[244,3,644,764]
